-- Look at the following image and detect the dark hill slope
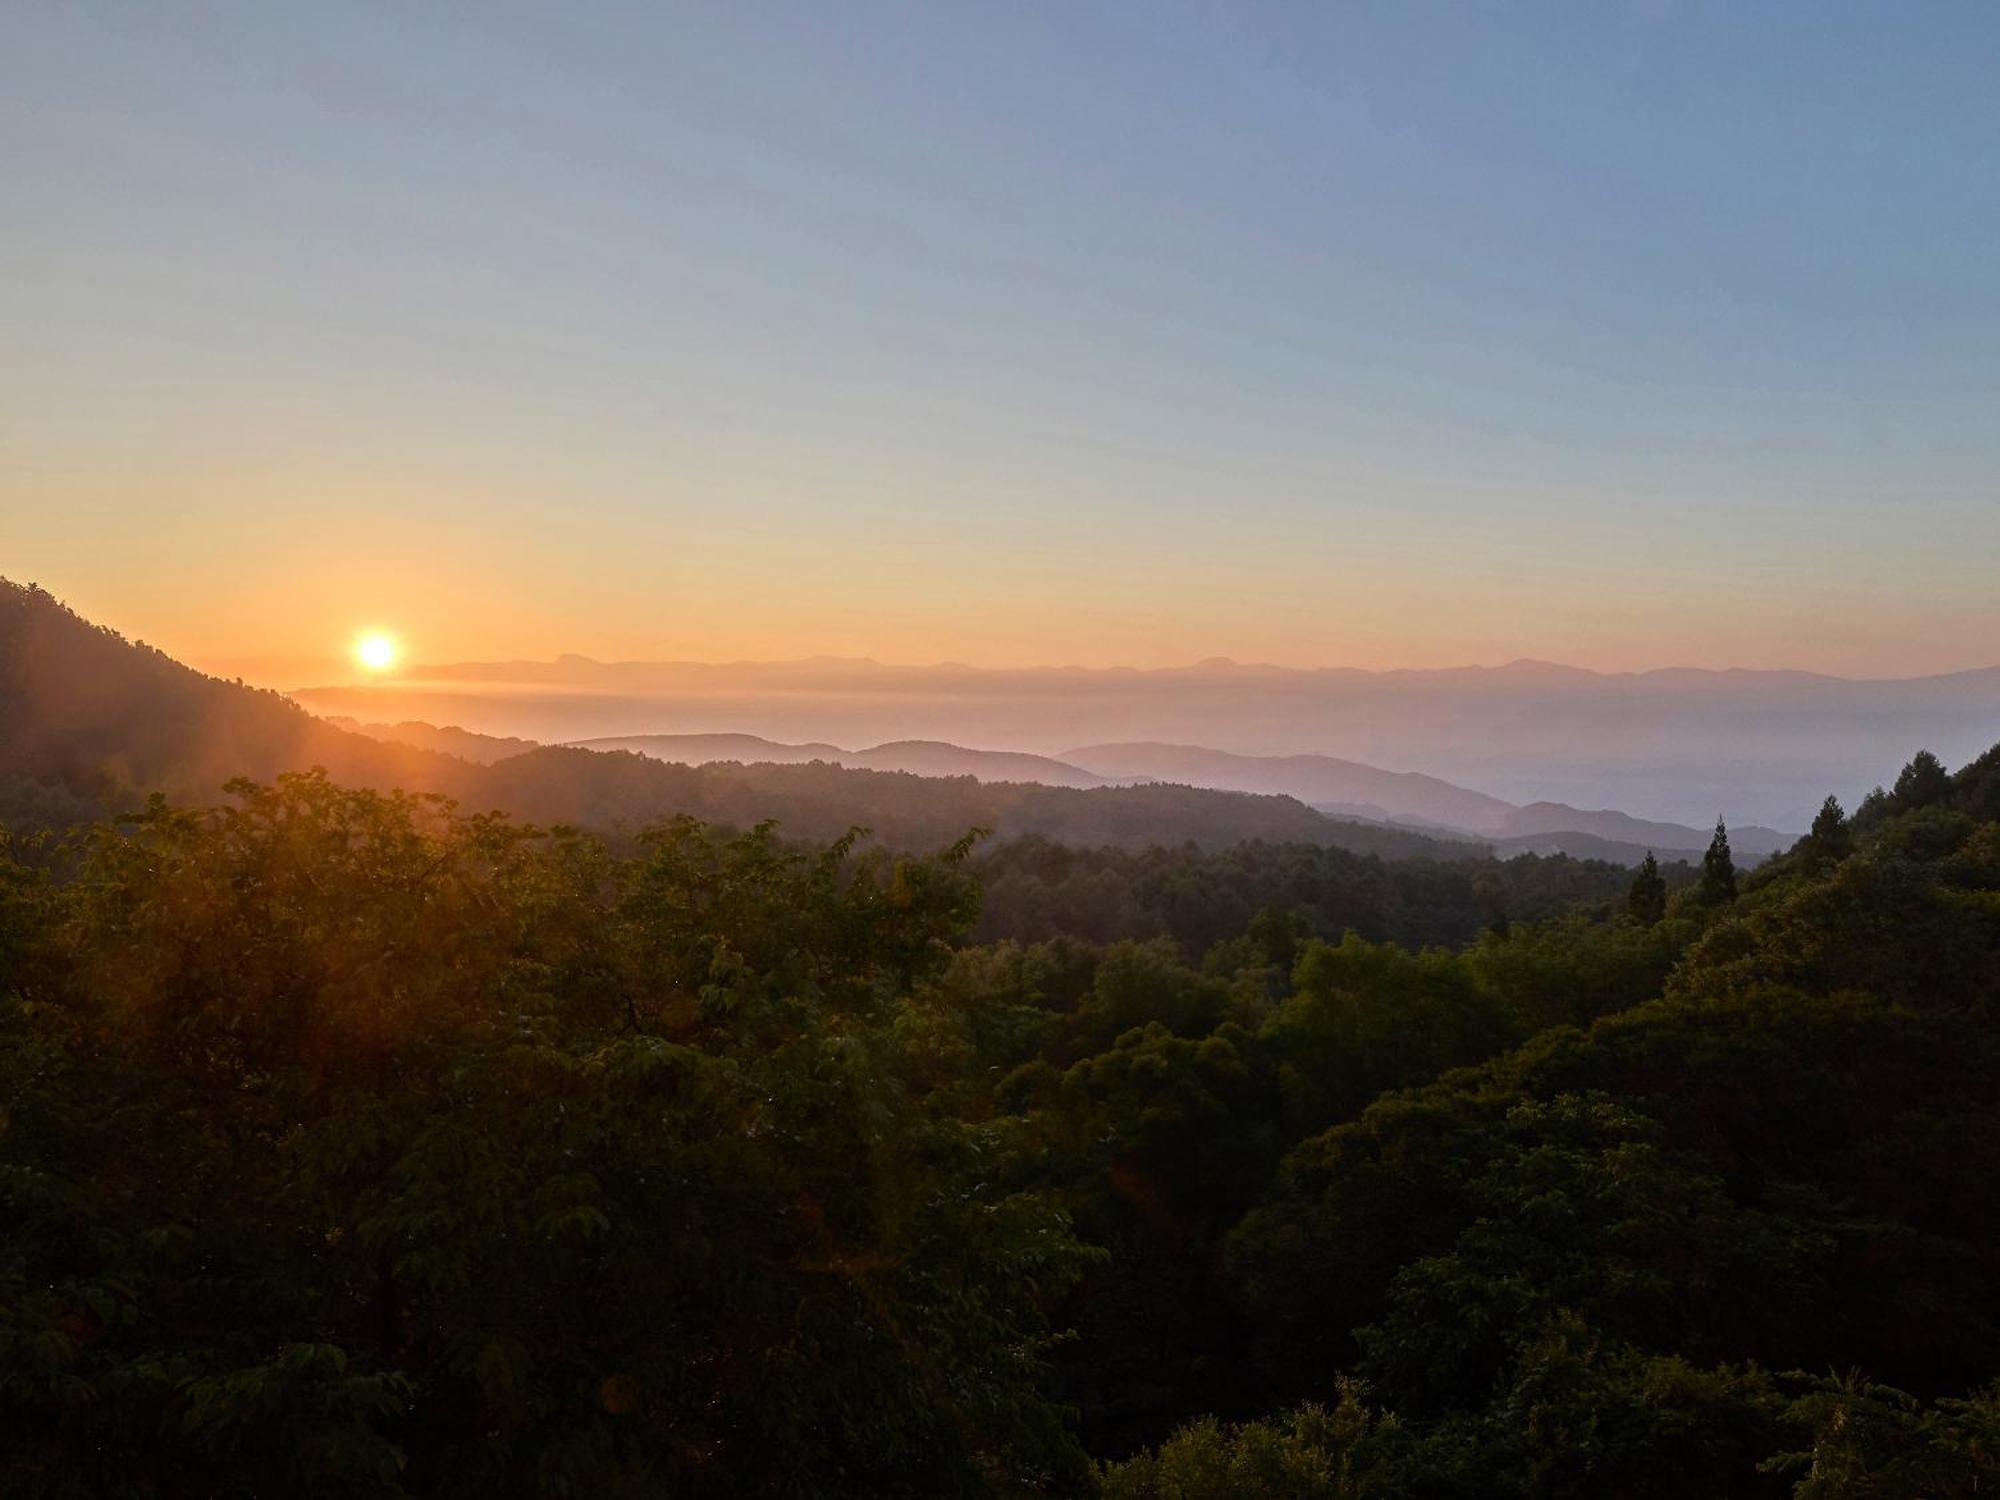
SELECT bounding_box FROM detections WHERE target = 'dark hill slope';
[0,581,459,799]
[473,748,1462,854]
[577,732,1114,788]
[325,717,541,764]
[0,582,1457,855]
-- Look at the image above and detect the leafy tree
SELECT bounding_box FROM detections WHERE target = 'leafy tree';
[1097,1384,1430,1500]
[1954,745,2000,823]
[1766,1373,2000,1499]
[1891,749,1953,813]
[0,774,1094,1497]
[1263,936,1520,1138]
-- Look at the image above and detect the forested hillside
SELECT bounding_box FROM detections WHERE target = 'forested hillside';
[4,702,1998,1493]
[972,836,1670,954]
[1102,745,2000,1495]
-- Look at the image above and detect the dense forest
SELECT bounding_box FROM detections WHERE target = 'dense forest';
[972,836,1673,955]
[5,579,2000,1494]
[2,730,1998,1492]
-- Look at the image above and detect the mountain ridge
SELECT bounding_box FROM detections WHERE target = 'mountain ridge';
[292,655,2000,830]
[1065,742,1794,858]
[575,733,1119,790]
[0,581,1489,861]
[331,722,1789,863]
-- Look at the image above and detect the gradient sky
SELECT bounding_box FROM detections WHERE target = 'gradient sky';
[4,1,1997,684]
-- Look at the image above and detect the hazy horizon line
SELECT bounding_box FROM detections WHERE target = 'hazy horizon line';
[266,651,2000,696]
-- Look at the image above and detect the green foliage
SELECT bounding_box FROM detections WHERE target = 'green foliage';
[1265,936,1520,1138]
[1220,752,2000,1492]
[1461,911,1690,1034]
[1891,750,1954,815]
[1767,1373,2000,1499]
[975,836,1647,956]
[1097,1384,1411,1499]
[9,736,2000,1495]
[0,773,1090,1497]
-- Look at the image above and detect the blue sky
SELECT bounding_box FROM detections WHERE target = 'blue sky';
[4,1,1996,678]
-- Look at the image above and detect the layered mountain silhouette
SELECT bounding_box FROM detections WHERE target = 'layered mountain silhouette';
[323,717,540,764]
[338,723,1787,864]
[320,726,1130,791]
[0,581,1468,858]
[1063,743,1793,859]
[1060,742,1514,831]
[574,734,1122,790]
[294,650,2000,830]
[13,579,1915,865]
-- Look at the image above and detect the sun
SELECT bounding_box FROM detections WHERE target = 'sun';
[353,631,400,674]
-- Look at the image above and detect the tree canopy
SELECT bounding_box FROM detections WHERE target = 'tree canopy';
[5,718,2000,1494]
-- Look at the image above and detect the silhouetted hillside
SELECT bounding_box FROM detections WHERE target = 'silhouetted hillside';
[1075,742,1793,859]
[579,732,1116,788]
[475,748,1462,855]
[295,653,2000,829]
[847,740,1113,787]
[325,717,541,764]
[574,731,846,765]
[0,581,465,800]
[1497,799,1790,859]
[1069,742,1515,830]
[576,731,1778,862]
[0,582,1472,856]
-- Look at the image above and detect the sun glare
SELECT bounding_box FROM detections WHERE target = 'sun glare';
[353,631,399,673]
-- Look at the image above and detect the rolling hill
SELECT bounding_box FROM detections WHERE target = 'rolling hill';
[0,581,1473,858]
[324,717,542,764]
[290,651,2000,830]
[576,733,1119,789]
[1063,742,1515,831]
[310,705,1787,865]
[1066,742,1793,860]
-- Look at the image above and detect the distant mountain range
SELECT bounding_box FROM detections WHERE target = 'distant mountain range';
[291,652,2000,830]
[332,725,1788,865]
[326,724,1126,790]
[1061,744,1793,860]
[28,579,1988,867]
[322,717,540,764]
[1059,742,1513,831]
[561,734,1787,863]
[574,734,1125,790]
[0,582,1489,861]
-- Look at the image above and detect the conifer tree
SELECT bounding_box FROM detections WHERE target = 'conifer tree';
[1700,818,1737,904]
[1807,795,1852,865]
[1626,851,1667,925]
